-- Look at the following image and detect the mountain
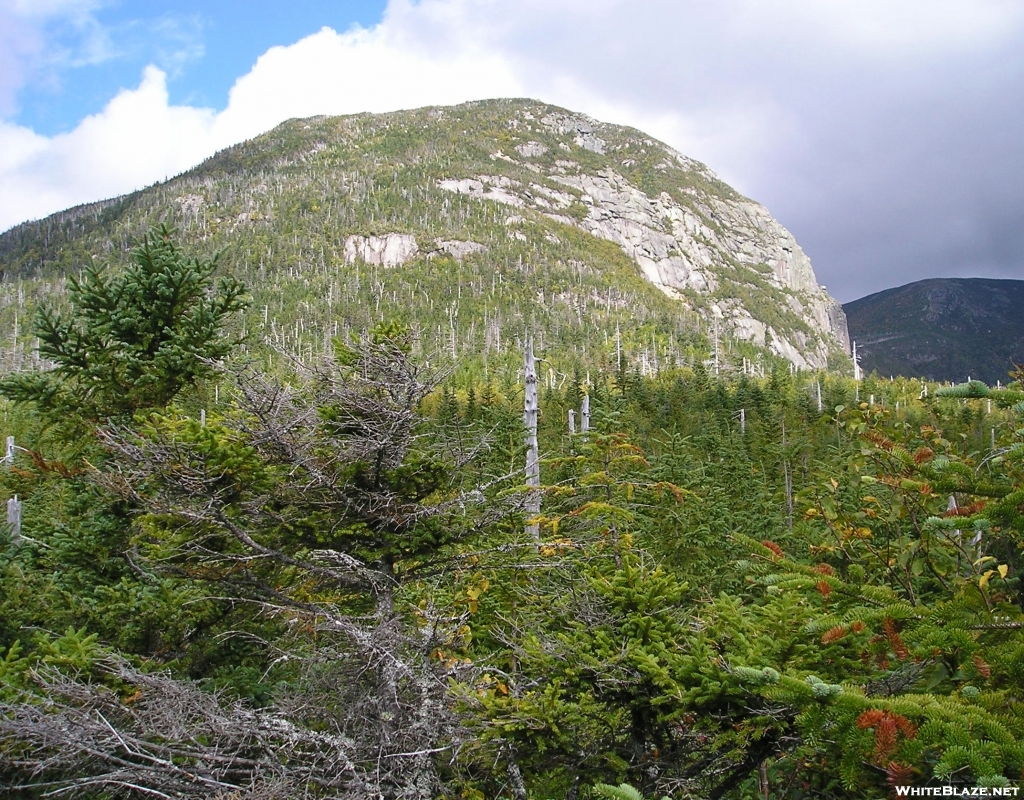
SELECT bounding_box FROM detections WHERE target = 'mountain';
[844,277,1024,384]
[0,99,849,374]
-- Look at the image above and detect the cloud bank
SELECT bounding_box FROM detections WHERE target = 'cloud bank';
[3,0,1024,300]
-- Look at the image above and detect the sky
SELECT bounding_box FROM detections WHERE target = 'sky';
[2,1,1024,302]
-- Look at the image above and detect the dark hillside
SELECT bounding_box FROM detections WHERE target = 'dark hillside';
[844,277,1024,383]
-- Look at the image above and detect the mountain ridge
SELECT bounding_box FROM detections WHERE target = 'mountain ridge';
[845,277,1024,384]
[0,98,849,374]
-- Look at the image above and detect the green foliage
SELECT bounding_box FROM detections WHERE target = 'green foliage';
[0,230,1022,797]
[0,223,247,420]
[937,379,995,399]
[592,783,669,800]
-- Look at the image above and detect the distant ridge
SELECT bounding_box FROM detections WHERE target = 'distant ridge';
[844,277,1024,384]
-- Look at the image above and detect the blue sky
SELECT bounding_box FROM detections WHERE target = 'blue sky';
[3,0,1024,302]
[11,1,387,134]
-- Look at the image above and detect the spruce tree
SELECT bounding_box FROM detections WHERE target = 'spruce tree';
[0,224,247,421]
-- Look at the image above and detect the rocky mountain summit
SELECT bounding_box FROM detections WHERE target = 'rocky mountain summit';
[0,99,849,372]
[428,106,849,368]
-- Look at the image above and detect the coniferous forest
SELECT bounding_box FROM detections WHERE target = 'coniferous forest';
[0,225,1023,800]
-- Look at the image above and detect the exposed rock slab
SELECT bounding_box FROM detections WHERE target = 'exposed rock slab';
[436,177,524,207]
[433,104,850,367]
[515,141,548,158]
[342,234,485,266]
[343,234,419,267]
[438,157,848,368]
[432,239,487,260]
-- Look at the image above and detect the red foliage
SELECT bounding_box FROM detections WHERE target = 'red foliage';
[816,580,833,601]
[973,654,992,679]
[886,762,916,788]
[24,447,81,477]
[864,430,895,452]
[761,540,784,559]
[943,500,987,518]
[814,563,834,576]
[883,618,909,661]
[821,625,848,644]
[912,447,935,464]
[857,710,917,765]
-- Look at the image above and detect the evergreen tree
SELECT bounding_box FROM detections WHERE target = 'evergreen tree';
[0,224,247,421]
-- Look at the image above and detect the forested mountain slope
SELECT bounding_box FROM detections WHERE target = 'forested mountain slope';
[0,99,849,376]
[0,228,1023,799]
[845,278,1024,384]
[11,103,1024,800]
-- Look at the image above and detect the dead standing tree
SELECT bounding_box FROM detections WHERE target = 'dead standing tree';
[8,332,504,800]
[523,337,540,541]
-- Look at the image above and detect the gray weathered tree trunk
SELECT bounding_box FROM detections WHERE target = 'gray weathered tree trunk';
[7,494,21,544]
[504,741,528,800]
[524,338,540,541]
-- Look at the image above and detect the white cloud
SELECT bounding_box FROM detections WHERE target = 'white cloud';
[3,0,1024,299]
[0,68,216,229]
[0,122,47,173]
[0,15,530,231]
[210,23,523,146]
[0,0,112,112]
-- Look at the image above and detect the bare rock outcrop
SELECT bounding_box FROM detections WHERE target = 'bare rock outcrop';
[433,239,487,260]
[343,234,419,267]
[436,177,524,207]
[437,153,849,368]
[342,234,487,266]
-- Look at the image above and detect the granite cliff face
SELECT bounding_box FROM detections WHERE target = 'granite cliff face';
[432,106,849,368]
[0,99,849,373]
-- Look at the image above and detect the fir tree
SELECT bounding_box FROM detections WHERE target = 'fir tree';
[0,224,247,421]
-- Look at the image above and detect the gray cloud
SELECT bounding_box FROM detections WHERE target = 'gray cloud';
[396,0,1024,300]
[744,33,1024,300]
